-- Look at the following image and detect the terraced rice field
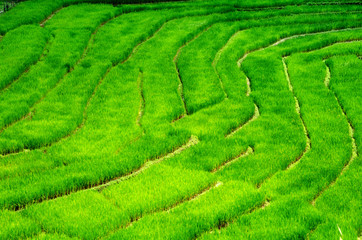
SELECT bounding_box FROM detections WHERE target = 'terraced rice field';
[0,0,361,239]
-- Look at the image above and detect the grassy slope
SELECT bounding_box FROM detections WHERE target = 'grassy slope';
[0,0,360,239]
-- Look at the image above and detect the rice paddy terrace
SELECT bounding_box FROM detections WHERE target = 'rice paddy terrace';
[0,0,361,239]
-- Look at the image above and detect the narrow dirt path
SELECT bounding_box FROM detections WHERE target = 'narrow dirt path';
[114,70,145,154]
[136,70,145,134]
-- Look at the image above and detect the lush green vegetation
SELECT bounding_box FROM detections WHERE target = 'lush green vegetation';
[0,0,360,239]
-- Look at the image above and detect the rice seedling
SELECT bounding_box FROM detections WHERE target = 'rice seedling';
[0,1,360,239]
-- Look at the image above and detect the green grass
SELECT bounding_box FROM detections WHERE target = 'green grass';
[0,0,361,239]
[312,55,362,240]
[23,191,125,239]
[107,181,265,239]
[0,209,41,239]
[0,25,48,91]
[200,198,323,240]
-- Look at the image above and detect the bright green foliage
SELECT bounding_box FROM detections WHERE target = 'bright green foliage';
[23,191,124,240]
[0,4,118,154]
[0,25,48,91]
[165,137,250,171]
[0,0,361,239]
[0,1,61,34]
[23,165,215,239]
[102,164,216,216]
[107,181,265,239]
[312,55,362,240]
[31,233,81,240]
[200,198,323,240]
[177,22,236,114]
[0,210,41,239]
[0,0,236,35]
[263,41,361,200]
